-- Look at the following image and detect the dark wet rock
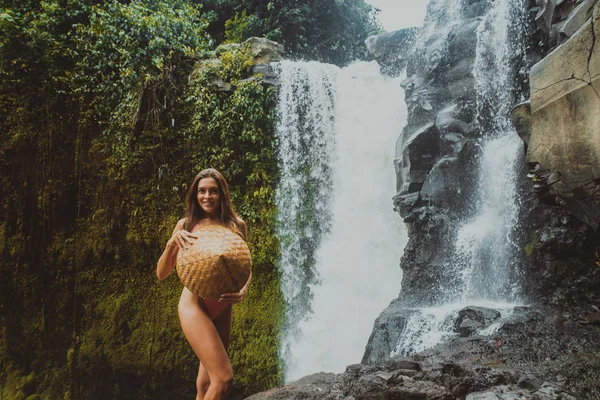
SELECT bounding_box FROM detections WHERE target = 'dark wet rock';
[435,104,473,137]
[382,0,600,360]
[386,0,517,314]
[421,157,467,210]
[428,18,481,101]
[251,64,279,86]
[462,0,492,19]
[393,191,421,217]
[535,0,557,34]
[244,372,343,400]
[517,376,542,390]
[382,357,422,372]
[396,123,442,194]
[246,357,576,400]
[533,382,578,400]
[361,304,412,365]
[454,307,501,337]
[520,194,600,311]
[248,304,597,397]
[526,0,600,229]
[360,303,600,398]
[365,28,419,76]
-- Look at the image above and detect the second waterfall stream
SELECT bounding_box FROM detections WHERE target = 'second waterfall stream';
[273,60,408,381]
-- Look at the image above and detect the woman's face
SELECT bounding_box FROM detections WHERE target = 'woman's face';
[197,177,221,216]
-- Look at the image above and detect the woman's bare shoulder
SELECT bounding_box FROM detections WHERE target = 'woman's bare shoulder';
[172,218,186,234]
[236,217,247,240]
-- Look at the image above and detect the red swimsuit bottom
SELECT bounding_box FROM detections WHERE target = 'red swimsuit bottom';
[200,298,230,320]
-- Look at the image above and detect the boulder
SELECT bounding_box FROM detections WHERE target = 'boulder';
[244,37,284,65]
[453,306,501,337]
[361,304,412,365]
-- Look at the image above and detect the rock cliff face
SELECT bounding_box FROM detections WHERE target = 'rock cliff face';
[359,0,600,398]
[518,0,600,316]
[375,0,532,308]
[524,0,600,229]
[388,0,492,307]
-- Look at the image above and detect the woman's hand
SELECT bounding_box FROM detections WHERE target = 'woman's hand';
[168,229,197,251]
[219,288,247,304]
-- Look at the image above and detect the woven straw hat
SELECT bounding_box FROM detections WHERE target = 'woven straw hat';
[176,224,252,300]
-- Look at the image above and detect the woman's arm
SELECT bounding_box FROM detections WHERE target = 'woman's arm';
[156,218,197,280]
[220,218,252,303]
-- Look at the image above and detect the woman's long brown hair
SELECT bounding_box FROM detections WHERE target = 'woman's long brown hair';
[183,168,242,236]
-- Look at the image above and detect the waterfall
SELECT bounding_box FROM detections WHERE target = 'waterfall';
[274,60,407,381]
[453,0,526,301]
[452,135,523,301]
[274,61,338,349]
[392,0,527,355]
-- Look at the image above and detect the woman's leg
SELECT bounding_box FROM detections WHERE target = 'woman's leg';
[179,289,233,400]
[212,304,232,350]
[196,363,210,400]
[195,303,233,400]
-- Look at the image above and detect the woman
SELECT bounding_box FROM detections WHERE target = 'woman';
[156,168,251,400]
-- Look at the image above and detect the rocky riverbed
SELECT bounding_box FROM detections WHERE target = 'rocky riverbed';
[246,304,599,399]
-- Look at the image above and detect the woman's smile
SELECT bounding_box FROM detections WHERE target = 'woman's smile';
[197,177,221,216]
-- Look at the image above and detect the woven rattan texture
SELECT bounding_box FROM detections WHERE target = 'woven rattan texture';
[176,224,251,299]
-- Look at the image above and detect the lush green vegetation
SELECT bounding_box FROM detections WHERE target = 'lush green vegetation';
[0,0,376,398]
[203,0,379,65]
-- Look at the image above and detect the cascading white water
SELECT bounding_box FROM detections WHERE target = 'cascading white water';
[274,61,407,381]
[390,300,516,356]
[274,61,339,351]
[392,0,527,355]
[453,0,526,301]
[453,135,523,300]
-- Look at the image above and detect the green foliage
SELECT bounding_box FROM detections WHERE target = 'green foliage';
[1,1,282,399]
[202,0,380,65]
[72,0,212,177]
[73,1,209,107]
[224,9,257,44]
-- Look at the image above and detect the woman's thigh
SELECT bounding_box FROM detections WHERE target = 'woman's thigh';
[197,304,233,385]
[178,289,232,381]
[213,305,232,350]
